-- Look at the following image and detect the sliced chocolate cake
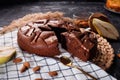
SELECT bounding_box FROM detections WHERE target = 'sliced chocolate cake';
[17,17,97,61]
[61,31,97,61]
[17,18,79,57]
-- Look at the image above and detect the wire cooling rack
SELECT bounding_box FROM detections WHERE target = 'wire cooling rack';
[0,29,117,80]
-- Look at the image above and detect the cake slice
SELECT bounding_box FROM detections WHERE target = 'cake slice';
[61,31,97,61]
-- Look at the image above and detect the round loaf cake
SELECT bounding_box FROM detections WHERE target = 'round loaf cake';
[17,18,98,61]
[17,18,78,57]
[17,19,61,57]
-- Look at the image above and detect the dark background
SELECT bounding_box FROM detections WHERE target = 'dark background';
[0,0,105,5]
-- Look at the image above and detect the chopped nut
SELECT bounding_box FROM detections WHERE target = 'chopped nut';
[23,62,30,68]
[20,65,27,73]
[34,78,43,80]
[48,71,58,77]
[33,66,40,72]
[13,57,22,63]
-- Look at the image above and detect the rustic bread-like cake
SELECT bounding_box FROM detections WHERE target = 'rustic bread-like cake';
[17,18,79,57]
[17,19,60,57]
[17,17,97,61]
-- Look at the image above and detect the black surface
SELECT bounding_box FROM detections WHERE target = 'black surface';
[0,1,120,80]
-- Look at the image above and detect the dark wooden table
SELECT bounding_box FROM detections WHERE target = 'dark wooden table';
[0,1,120,79]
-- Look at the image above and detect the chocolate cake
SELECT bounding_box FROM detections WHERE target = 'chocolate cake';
[61,31,97,61]
[17,18,97,61]
[17,18,78,57]
[18,19,59,57]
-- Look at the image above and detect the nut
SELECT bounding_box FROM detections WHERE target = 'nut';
[13,57,22,63]
[33,66,40,72]
[23,62,30,68]
[20,62,30,73]
[20,65,27,73]
[48,71,58,77]
[34,78,43,80]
